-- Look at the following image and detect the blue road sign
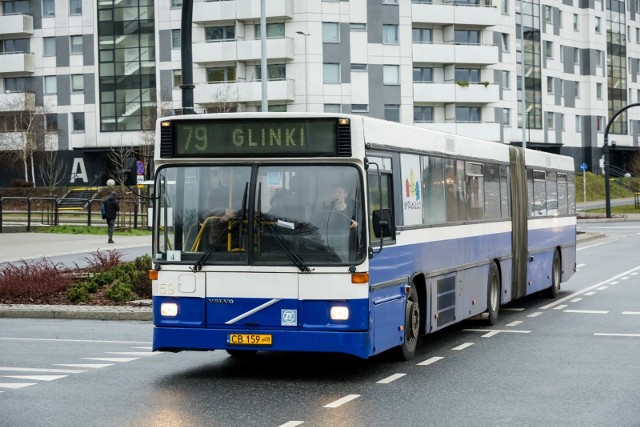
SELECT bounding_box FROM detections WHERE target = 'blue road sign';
[136,160,145,175]
[580,163,587,171]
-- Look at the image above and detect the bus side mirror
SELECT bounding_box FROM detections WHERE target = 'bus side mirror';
[372,208,394,238]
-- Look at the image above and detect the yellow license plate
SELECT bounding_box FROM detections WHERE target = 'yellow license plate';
[227,334,272,345]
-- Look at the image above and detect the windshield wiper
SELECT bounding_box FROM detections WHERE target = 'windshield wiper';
[260,214,311,273]
[192,243,217,272]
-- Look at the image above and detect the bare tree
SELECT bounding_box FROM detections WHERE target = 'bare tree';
[207,83,238,114]
[629,150,640,177]
[108,136,135,191]
[37,141,68,196]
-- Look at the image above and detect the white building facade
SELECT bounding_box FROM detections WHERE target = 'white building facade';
[1,0,639,186]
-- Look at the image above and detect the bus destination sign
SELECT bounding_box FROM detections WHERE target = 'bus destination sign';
[172,118,340,157]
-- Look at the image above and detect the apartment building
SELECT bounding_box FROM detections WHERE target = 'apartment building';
[0,0,639,187]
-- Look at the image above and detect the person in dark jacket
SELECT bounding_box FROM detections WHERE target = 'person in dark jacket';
[103,191,120,243]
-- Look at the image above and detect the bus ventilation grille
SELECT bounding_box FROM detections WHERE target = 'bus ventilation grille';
[436,276,456,327]
[160,125,173,158]
[337,122,352,157]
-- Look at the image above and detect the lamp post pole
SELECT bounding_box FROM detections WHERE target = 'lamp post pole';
[296,31,309,112]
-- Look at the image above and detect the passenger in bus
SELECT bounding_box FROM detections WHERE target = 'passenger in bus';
[267,188,291,218]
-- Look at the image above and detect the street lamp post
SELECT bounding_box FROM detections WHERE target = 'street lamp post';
[296,31,309,112]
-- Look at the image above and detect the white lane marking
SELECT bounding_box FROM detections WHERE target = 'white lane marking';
[527,312,543,318]
[620,277,629,281]
[417,356,444,366]
[553,305,568,310]
[452,343,474,351]
[482,331,500,337]
[564,310,609,314]
[377,373,406,384]
[279,422,304,427]
[0,367,84,374]
[53,364,113,369]
[594,333,640,338]
[570,298,583,303]
[464,329,531,337]
[323,394,360,408]
[131,347,152,350]
[82,357,139,363]
[540,265,640,310]
[501,308,525,312]
[610,281,619,285]
[1,375,67,381]
[505,321,523,327]
[576,263,586,269]
[631,272,639,276]
[0,383,36,389]
[585,292,596,296]
[105,352,160,357]
[622,312,640,315]
[0,337,150,344]
[597,286,608,291]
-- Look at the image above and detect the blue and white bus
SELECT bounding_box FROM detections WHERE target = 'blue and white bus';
[150,113,576,360]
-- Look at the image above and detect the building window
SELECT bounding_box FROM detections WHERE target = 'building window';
[206,67,236,83]
[69,0,82,15]
[546,112,554,129]
[501,0,508,14]
[44,76,57,94]
[323,63,340,83]
[595,50,603,67]
[322,22,340,43]
[574,48,580,65]
[351,63,367,71]
[350,23,366,31]
[351,104,368,113]
[382,24,398,44]
[171,30,181,49]
[455,106,481,122]
[573,13,579,31]
[257,104,287,112]
[171,0,182,8]
[45,114,58,131]
[42,0,54,17]
[575,81,580,98]
[256,64,285,80]
[455,68,480,83]
[173,69,181,87]
[544,41,553,59]
[324,104,341,113]
[71,74,84,92]
[72,112,85,132]
[575,115,581,132]
[412,28,432,44]
[384,105,400,122]
[595,17,601,33]
[413,67,433,82]
[501,33,509,52]
[3,38,29,53]
[43,37,56,56]
[383,65,400,85]
[70,35,83,54]
[255,23,285,38]
[596,116,604,132]
[3,1,29,14]
[414,106,433,123]
[547,76,553,94]
[4,77,27,92]
[205,26,235,41]
[382,0,398,4]
[544,5,552,24]
[503,108,511,127]
[454,29,479,45]
[502,70,510,89]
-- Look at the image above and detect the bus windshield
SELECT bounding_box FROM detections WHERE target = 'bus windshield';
[154,164,366,266]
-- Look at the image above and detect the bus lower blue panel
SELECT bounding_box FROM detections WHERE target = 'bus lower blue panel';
[152,327,371,359]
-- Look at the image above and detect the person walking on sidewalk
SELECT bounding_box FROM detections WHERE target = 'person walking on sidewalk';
[103,191,120,243]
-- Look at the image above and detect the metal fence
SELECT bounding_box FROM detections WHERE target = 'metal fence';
[0,196,150,233]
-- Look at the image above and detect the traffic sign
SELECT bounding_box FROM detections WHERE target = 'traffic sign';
[580,163,587,171]
[136,160,145,175]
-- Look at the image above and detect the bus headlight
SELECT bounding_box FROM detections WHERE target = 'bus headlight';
[160,302,179,317]
[330,306,349,321]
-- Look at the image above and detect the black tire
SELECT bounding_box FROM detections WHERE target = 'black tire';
[486,262,500,326]
[545,250,561,299]
[397,283,421,361]
[226,349,258,358]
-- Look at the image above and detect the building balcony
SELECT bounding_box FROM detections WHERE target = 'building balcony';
[0,91,35,112]
[0,13,34,37]
[412,1,498,26]
[194,79,295,105]
[416,121,500,142]
[412,43,498,65]
[0,131,34,151]
[414,82,499,104]
[193,0,293,24]
[0,52,34,73]
[193,37,294,63]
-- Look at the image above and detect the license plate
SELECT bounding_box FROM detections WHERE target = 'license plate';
[227,334,272,346]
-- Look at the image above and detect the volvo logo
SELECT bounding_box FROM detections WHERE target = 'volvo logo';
[208,298,234,304]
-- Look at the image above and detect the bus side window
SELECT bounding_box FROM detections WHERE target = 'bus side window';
[368,172,395,242]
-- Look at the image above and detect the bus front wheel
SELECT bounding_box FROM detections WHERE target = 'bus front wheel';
[397,282,421,361]
[486,262,500,326]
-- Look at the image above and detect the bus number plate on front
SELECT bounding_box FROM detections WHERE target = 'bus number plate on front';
[227,334,272,345]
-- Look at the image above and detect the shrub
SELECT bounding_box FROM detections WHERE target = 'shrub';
[104,279,135,302]
[67,284,92,303]
[0,259,72,300]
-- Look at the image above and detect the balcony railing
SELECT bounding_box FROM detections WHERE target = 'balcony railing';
[194,79,295,105]
[0,52,34,73]
[0,91,35,112]
[0,13,34,37]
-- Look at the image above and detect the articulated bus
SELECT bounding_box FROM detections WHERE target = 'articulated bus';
[150,113,576,360]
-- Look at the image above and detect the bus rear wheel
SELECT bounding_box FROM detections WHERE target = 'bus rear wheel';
[397,282,420,361]
[486,262,500,326]
[545,250,561,298]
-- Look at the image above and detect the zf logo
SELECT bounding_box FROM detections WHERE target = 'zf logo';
[281,309,297,326]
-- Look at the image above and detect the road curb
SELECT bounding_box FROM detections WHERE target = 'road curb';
[0,304,152,321]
